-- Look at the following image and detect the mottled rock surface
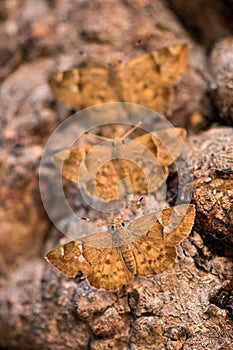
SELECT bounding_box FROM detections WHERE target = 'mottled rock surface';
[189,127,233,256]
[209,37,233,124]
[1,1,233,349]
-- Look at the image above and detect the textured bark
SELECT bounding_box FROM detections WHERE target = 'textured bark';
[0,1,233,350]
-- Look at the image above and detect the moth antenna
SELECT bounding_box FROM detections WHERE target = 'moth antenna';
[120,119,144,139]
[84,132,111,142]
[85,119,144,143]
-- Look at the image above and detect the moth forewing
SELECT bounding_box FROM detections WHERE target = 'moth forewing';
[151,127,187,167]
[127,204,195,247]
[45,240,93,278]
[48,68,82,107]
[53,149,70,173]
[127,211,165,240]
[161,204,196,245]
[152,42,188,84]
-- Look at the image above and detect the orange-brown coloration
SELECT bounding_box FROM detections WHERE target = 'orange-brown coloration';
[53,128,186,201]
[49,42,188,111]
[46,204,195,291]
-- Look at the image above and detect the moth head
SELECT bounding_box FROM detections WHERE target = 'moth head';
[111,218,126,231]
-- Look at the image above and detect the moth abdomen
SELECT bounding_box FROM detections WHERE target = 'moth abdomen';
[119,245,137,274]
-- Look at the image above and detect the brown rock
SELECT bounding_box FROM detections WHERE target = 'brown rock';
[209,37,233,124]
[1,1,233,349]
[209,279,233,317]
[165,0,233,46]
[189,127,233,256]
[1,237,233,349]
[0,58,60,271]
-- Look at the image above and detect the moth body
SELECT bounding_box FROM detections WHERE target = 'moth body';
[112,218,137,274]
[119,244,137,274]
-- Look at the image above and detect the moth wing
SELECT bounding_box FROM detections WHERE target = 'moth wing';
[128,204,195,244]
[53,145,93,182]
[118,42,188,111]
[81,231,134,290]
[133,128,186,167]
[98,157,151,199]
[156,204,196,245]
[79,66,120,107]
[131,236,177,276]
[45,240,100,278]
[49,66,120,109]
[91,141,167,199]
[134,133,157,155]
[90,157,165,201]
[128,211,165,240]
[49,68,83,108]
[45,230,115,279]
[127,160,150,195]
[123,138,168,194]
[80,145,121,201]
[129,162,168,195]
[81,231,113,248]
[151,128,187,166]
[94,159,127,201]
[87,247,134,291]
[130,204,195,276]
[120,52,171,112]
[151,42,188,85]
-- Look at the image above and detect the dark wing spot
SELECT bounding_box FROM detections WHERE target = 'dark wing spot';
[75,271,84,280]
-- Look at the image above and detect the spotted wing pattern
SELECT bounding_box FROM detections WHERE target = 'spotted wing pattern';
[87,248,134,290]
[46,205,195,291]
[46,236,134,291]
[49,43,188,111]
[49,66,120,108]
[129,204,195,275]
[53,126,185,200]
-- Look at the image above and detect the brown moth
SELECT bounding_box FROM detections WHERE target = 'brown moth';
[49,42,188,111]
[45,204,195,291]
[53,127,186,201]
